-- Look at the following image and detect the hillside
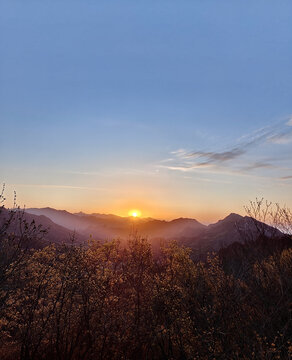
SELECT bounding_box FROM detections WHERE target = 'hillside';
[183,212,283,252]
[0,207,86,248]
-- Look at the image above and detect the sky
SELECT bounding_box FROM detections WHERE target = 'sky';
[0,0,292,222]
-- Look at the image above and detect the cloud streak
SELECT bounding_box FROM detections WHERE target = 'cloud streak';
[268,129,292,144]
[186,148,245,164]
[10,184,110,191]
[160,118,292,179]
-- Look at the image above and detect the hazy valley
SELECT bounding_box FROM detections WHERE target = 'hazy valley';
[23,207,283,252]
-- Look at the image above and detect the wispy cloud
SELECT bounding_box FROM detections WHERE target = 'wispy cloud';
[10,184,109,191]
[159,118,292,179]
[186,148,245,164]
[62,170,102,176]
[170,149,187,155]
[241,162,274,171]
[268,129,292,144]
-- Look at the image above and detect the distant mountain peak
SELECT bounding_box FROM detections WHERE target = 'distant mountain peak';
[222,213,243,222]
[37,207,72,215]
[208,213,243,229]
[170,217,203,225]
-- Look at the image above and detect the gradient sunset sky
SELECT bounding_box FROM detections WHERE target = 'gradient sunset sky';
[1,1,292,222]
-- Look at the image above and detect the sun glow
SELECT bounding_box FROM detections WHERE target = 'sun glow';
[129,209,141,218]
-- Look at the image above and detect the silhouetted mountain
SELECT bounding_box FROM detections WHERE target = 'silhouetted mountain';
[25,208,284,251]
[0,208,86,248]
[27,207,115,240]
[28,207,89,231]
[27,208,206,241]
[137,217,206,239]
[184,213,283,252]
[75,212,127,221]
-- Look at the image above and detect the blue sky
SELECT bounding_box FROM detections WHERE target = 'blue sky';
[1,0,292,221]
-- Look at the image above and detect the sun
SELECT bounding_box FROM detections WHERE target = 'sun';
[129,209,141,218]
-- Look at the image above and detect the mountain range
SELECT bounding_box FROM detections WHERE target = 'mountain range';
[20,207,283,251]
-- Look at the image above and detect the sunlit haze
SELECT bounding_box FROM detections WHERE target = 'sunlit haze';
[1,1,292,223]
[129,210,141,218]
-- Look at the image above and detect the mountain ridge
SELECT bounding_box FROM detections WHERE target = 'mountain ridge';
[24,207,283,251]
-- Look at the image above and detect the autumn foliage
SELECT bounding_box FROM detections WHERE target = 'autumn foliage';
[0,204,291,359]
